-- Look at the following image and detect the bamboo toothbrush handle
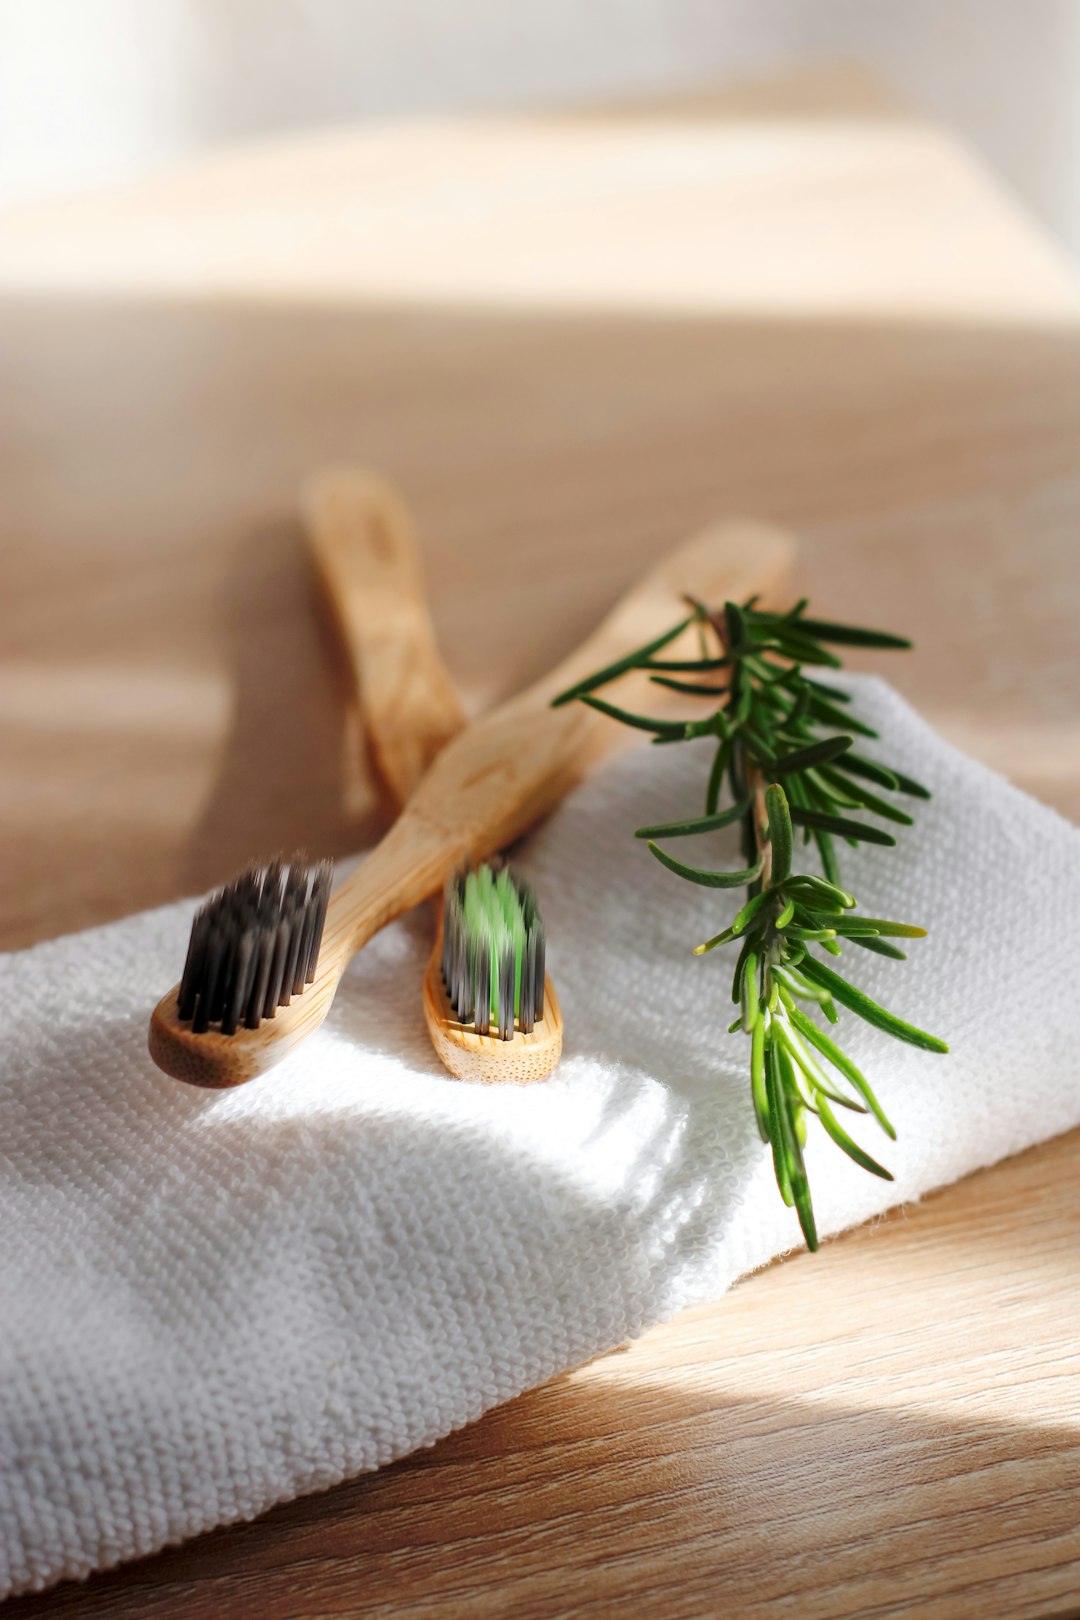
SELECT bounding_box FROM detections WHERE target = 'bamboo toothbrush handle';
[325,513,794,960]
[304,469,466,811]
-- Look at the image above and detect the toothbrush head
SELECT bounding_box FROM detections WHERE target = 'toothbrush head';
[426,860,562,1083]
[174,856,333,1038]
[441,861,545,1039]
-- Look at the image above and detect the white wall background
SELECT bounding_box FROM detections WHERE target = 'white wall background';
[2,0,1078,250]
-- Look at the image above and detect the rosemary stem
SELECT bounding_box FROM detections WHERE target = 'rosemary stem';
[748,762,773,890]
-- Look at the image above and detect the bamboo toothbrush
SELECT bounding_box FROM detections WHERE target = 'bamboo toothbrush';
[149,506,792,1088]
[305,469,562,1083]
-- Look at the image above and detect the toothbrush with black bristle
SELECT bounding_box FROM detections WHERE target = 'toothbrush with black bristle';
[148,468,792,1088]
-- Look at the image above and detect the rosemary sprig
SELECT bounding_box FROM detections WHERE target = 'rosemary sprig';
[553,597,948,1250]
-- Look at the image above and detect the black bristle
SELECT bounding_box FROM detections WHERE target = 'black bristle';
[245,930,274,1030]
[176,855,333,1036]
[473,934,491,1036]
[520,928,536,1034]
[496,943,515,1041]
[263,917,291,1019]
[457,934,474,1023]
[530,915,546,1022]
[295,903,316,994]
[280,916,303,1006]
[178,910,209,1021]
[194,929,224,1034]
[221,927,256,1037]
[305,866,332,982]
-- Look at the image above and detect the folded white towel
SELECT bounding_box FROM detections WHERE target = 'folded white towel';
[2,677,1078,1598]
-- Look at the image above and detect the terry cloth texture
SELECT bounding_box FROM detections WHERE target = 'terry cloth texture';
[2,677,1078,1596]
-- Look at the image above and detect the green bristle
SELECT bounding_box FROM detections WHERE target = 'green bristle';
[495,867,525,1015]
[442,859,544,1037]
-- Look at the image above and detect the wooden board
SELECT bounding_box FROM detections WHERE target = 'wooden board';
[2,64,1079,1619]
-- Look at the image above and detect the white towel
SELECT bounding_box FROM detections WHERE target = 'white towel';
[2,676,1078,1598]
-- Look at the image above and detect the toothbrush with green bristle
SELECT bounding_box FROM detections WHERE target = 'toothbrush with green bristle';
[306,470,562,1084]
[432,858,556,1082]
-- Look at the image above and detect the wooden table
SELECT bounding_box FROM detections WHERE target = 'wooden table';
[3,65,1079,1618]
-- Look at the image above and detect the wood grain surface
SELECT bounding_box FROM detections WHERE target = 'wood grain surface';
[2,64,1079,1618]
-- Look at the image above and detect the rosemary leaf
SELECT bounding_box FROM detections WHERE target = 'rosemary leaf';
[818,767,915,825]
[724,600,747,650]
[765,783,794,885]
[814,828,842,887]
[766,735,853,777]
[851,937,907,960]
[789,807,896,847]
[798,958,949,1053]
[647,842,765,889]
[551,615,693,706]
[649,676,729,696]
[775,1042,818,1249]
[792,618,913,650]
[645,656,730,673]
[803,676,852,704]
[785,1005,896,1137]
[829,917,927,937]
[635,799,750,839]
[816,1095,894,1179]
[579,694,688,737]
[804,693,879,738]
[705,740,730,815]
[750,1020,769,1141]
[785,874,857,909]
[741,950,761,1032]
[889,767,932,801]
[830,751,901,792]
[765,1038,794,1207]
[774,1017,864,1112]
[731,890,771,936]
[765,631,844,668]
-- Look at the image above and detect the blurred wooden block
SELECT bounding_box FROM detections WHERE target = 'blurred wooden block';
[2,64,1078,1619]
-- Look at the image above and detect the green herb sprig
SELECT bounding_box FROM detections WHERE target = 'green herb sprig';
[553,597,948,1250]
